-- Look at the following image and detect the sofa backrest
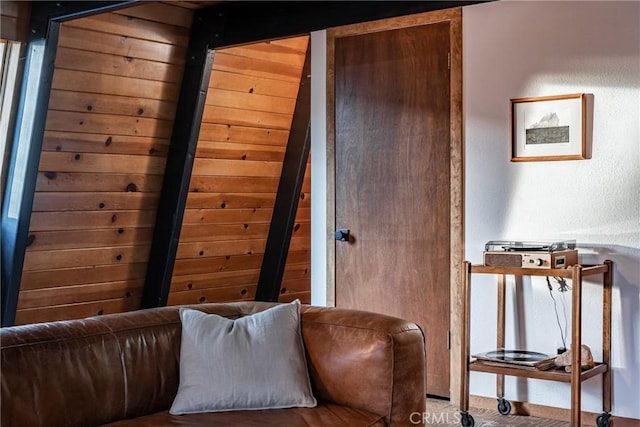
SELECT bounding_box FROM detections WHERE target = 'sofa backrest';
[1,303,271,427]
[1,302,425,427]
[1,316,128,427]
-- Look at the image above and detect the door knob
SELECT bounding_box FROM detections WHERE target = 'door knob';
[334,229,350,242]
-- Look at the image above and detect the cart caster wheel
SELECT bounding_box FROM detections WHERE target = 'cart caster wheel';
[497,398,512,415]
[460,411,475,427]
[596,412,611,427]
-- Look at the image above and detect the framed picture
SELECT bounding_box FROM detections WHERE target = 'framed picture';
[511,93,589,162]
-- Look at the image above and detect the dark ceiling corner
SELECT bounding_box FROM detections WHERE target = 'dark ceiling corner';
[196,1,490,49]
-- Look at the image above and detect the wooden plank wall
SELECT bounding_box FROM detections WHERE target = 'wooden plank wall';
[13,4,311,324]
[0,1,31,42]
[168,36,312,306]
[15,3,194,324]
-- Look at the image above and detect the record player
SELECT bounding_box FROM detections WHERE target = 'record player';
[483,240,578,269]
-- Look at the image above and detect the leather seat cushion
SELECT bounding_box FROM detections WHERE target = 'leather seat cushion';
[102,403,386,427]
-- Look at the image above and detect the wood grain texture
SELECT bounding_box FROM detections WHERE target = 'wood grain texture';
[168,36,310,306]
[17,3,195,325]
[44,110,174,137]
[209,70,300,99]
[206,89,296,115]
[17,15,310,322]
[187,175,280,192]
[270,37,309,53]
[17,280,145,309]
[29,211,157,231]
[182,207,312,226]
[447,10,464,409]
[333,20,451,397]
[42,131,169,156]
[195,141,286,162]
[58,25,186,65]
[184,193,277,210]
[63,12,190,47]
[15,298,142,325]
[169,255,312,307]
[327,7,464,401]
[21,263,148,290]
[54,47,184,83]
[22,245,151,271]
[0,1,30,41]
[182,208,274,225]
[167,284,257,305]
[25,228,154,251]
[178,222,308,243]
[52,69,181,101]
[36,172,164,193]
[201,105,293,130]
[48,89,178,120]
[213,51,304,82]
[171,269,261,290]
[198,123,289,145]
[191,158,283,177]
[32,192,160,212]
[179,223,272,242]
[222,42,307,68]
[39,152,167,174]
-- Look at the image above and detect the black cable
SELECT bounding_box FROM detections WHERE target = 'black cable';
[557,279,570,348]
[546,276,567,349]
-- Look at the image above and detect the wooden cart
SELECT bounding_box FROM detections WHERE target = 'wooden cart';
[459,260,613,427]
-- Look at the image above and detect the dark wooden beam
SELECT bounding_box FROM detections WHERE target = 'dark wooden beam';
[1,1,136,326]
[140,9,220,308]
[255,46,311,302]
[28,1,139,40]
[202,1,486,49]
[1,24,60,327]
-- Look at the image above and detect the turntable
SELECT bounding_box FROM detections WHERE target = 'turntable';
[483,240,578,269]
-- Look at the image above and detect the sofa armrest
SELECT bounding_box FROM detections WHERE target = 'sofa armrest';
[300,305,426,427]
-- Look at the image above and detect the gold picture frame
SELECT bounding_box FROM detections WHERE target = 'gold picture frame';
[511,93,590,162]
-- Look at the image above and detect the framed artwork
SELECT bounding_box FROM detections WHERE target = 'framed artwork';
[511,93,589,162]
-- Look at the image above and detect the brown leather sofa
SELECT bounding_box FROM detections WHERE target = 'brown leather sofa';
[1,302,426,426]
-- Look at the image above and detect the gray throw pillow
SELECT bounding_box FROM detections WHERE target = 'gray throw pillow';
[170,301,317,414]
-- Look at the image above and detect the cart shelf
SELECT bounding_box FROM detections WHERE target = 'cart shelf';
[470,263,609,278]
[469,361,608,383]
[459,260,613,427]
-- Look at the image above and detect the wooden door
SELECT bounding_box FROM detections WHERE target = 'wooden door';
[334,21,451,397]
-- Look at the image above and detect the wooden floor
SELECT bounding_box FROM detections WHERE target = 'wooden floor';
[427,398,570,426]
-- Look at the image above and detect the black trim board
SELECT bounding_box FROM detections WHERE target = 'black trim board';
[201,1,486,49]
[140,9,219,308]
[28,1,139,40]
[1,23,60,326]
[255,46,312,302]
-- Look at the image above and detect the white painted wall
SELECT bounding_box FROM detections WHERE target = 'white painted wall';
[310,30,328,307]
[464,0,640,419]
[310,0,639,418]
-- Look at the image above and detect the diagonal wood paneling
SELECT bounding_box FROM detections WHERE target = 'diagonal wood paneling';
[168,36,311,306]
[13,6,311,324]
[15,3,193,324]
